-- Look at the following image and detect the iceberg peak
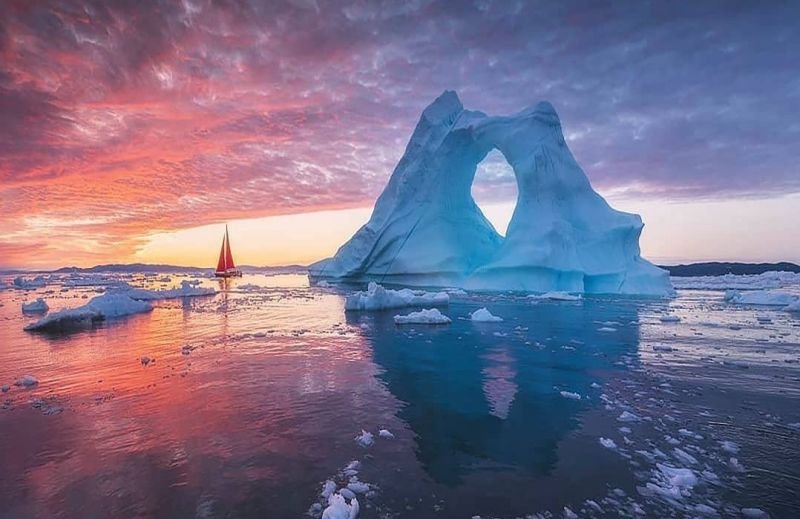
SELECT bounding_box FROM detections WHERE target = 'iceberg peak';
[421,90,464,125]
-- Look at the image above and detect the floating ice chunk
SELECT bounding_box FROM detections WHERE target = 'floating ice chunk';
[720,440,740,453]
[598,326,617,332]
[345,282,448,312]
[1,384,9,392]
[563,506,578,519]
[321,494,359,519]
[618,411,640,422]
[725,289,797,306]
[659,315,681,323]
[378,428,395,439]
[21,298,49,314]
[354,430,374,447]
[24,293,152,332]
[470,307,503,322]
[529,291,581,301]
[140,356,151,366]
[599,437,617,449]
[320,480,337,499]
[338,488,356,500]
[15,375,39,387]
[344,460,361,473]
[13,275,47,289]
[393,308,451,325]
[590,382,601,389]
[740,508,768,518]
[116,280,215,300]
[346,477,370,494]
[560,391,582,400]
[646,463,698,500]
[673,448,698,465]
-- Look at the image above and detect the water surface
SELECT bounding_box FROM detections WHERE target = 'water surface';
[1,274,799,518]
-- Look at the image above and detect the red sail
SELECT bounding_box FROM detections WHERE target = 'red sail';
[224,226,236,269]
[216,233,228,272]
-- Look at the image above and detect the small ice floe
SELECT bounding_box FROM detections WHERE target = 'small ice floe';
[560,390,582,400]
[21,298,49,314]
[24,294,152,332]
[321,493,359,519]
[140,356,152,366]
[617,410,640,422]
[378,428,394,439]
[659,315,681,323]
[678,428,703,440]
[528,291,581,301]
[14,375,39,387]
[591,382,601,389]
[393,308,451,325]
[345,282,448,311]
[444,287,467,296]
[645,463,698,500]
[354,430,374,447]
[672,448,698,465]
[740,508,769,518]
[599,437,617,449]
[598,326,617,332]
[652,344,674,352]
[725,289,797,307]
[181,344,196,355]
[562,506,578,519]
[320,480,337,499]
[343,460,361,476]
[346,477,369,494]
[729,457,746,472]
[115,280,216,300]
[13,275,47,289]
[720,440,739,453]
[469,307,503,322]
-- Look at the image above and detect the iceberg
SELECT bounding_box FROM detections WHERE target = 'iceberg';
[724,289,798,306]
[309,91,672,296]
[21,298,49,314]
[24,293,152,332]
[344,282,448,311]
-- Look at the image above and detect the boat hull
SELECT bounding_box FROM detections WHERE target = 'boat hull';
[214,270,242,278]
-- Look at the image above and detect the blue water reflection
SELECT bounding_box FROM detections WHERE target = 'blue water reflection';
[348,297,642,486]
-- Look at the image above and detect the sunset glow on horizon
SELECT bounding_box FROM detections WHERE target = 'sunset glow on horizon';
[2,2,798,270]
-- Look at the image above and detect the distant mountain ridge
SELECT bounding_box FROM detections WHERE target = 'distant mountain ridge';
[659,262,800,277]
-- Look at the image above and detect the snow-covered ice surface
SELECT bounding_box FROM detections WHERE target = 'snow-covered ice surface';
[309,91,673,296]
[1,271,799,517]
[393,308,451,325]
[344,282,448,311]
[23,293,153,331]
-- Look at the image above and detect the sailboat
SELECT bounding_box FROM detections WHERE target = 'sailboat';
[214,225,243,278]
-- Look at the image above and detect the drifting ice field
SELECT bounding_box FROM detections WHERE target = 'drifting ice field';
[0,271,799,518]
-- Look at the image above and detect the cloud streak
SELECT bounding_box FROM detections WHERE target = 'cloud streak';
[1,0,798,267]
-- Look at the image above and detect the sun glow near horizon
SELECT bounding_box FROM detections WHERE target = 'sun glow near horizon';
[127,193,800,270]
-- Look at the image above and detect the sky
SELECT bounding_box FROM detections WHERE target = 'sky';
[1,0,798,270]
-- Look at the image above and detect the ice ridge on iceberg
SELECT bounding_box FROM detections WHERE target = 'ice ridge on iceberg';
[309,90,673,296]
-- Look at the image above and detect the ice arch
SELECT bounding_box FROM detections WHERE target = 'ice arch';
[309,91,673,295]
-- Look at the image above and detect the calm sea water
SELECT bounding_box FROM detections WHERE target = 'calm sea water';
[1,273,799,518]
